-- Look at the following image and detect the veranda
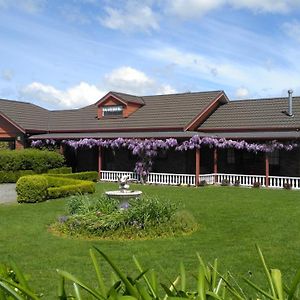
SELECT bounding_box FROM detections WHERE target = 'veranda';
[53,136,300,189]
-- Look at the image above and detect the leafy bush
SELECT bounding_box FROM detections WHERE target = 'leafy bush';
[221,179,230,186]
[234,180,240,187]
[16,175,48,203]
[199,180,207,186]
[253,181,261,188]
[52,194,197,239]
[47,171,98,182]
[16,175,95,203]
[0,170,35,183]
[0,149,64,173]
[47,167,72,174]
[47,181,95,199]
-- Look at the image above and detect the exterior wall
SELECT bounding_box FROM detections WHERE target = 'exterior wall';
[0,116,24,149]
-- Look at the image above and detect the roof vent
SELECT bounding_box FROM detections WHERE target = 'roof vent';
[288,89,294,117]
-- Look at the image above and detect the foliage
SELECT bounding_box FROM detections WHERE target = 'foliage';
[16,174,95,203]
[2,245,300,300]
[253,181,261,188]
[221,179,230,186]
[0,170,35,183]
[16,175,48,203]
[199,180,207,186]
[283,182,292,190]
[234,180,240,187]
[52,194,196,239]
[47,181,95,199]
[47,167,72,174]
[0,149,64,173]
[47,171,98,182]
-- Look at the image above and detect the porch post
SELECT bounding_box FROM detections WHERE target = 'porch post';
[59,143,64,155]
[195,148,200,186]
[265,152,269,188]
[98,146,102,180]
[213,148,218,183]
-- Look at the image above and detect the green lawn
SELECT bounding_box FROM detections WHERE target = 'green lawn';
[1,183,300,298]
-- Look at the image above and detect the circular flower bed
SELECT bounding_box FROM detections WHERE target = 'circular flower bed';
[51,194,197,240]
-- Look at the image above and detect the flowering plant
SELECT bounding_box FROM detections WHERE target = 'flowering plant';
[31,136,299,180]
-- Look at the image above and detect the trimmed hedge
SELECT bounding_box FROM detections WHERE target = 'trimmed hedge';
[16,174,95,203]
[0,167,72,183]
[47,181,95,199]
[0,170,35,183]
[16,175,48,203]
[47,171,98,182]
[47,167,72,174]
[0,149,64,172]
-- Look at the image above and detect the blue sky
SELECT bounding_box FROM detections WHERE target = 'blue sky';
[1,0,300,109]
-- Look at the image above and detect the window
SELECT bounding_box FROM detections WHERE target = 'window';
[269,150,279,165]
[227,148,235,164]
[102,105,123,117]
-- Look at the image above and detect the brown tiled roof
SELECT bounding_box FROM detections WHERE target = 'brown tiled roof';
[0,98,49,131]
[110,91,145,105]
[199,97,300,131]
[47,91,223,132]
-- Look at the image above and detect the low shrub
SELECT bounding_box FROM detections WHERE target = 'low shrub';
[253,181,261,188]
[47,167,72,174]
[283,182,292,190]
[16,175,95,203]
[47,181,95,199]
[221,179,230,186]
[0,149,64,173]
[0,170,35,183]
[47,171,98,182]
[52,194,197,240]
[234,180,240,187]
[16,175,48,203]
[199,180,207,186]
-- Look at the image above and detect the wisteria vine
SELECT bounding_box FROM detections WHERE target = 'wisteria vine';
[31,136,299,179]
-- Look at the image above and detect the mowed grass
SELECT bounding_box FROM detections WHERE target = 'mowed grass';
[1,183,300,297]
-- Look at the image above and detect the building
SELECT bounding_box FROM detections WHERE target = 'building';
[1,90,300,188]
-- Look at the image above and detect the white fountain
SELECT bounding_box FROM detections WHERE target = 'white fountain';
[105,175,142,203]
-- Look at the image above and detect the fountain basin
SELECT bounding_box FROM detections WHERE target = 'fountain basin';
[105,190,142,200]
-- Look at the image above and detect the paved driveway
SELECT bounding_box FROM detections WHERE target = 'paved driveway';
[0,184,17,204]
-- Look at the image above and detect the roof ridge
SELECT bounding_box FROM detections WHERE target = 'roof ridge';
[0,98,49,111]
[233,96,300,103]
[142,90,223,98]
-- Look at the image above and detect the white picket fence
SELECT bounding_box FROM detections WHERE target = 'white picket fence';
[100,170,300,189]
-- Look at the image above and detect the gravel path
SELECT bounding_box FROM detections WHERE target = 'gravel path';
[0,184,17,204]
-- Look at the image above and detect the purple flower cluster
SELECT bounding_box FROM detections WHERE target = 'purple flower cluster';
[31,135,299,178]
[31,139,56,148]
[176,136,298,153]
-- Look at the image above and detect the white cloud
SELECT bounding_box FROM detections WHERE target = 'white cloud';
[101,1,159,32]
[235,87,249,98]
[165,0,300,18]
[282,20,300,43]
[104,66,176,95]
[20,67,176,108]
[0,0,45,13]
[20,81,105,109]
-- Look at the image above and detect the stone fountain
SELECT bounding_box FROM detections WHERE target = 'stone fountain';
[105,175,142,205]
